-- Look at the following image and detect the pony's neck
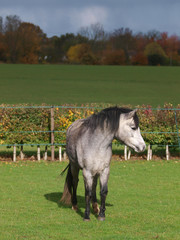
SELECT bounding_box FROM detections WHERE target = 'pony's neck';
[92,128,115,149]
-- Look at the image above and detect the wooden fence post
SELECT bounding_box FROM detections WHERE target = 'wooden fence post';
[44,145,47,160]
[63,151,67,161]
[166,145,169,160]
[51,107,55,161]
[124,145,127,160]
[128,149,131,160]
[147,144,152,160]
[20,145,24,160]
[150,148,152,160]
[13,145,16,162]
[59,147,62,162]
[37,145,41,161]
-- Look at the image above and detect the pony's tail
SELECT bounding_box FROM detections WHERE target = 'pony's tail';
[60,164,73,205]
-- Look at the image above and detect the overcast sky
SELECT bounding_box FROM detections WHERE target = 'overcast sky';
[1,0,180,37]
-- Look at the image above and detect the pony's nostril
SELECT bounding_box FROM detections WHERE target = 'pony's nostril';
[140,144,146,152]
[136,144,146,152]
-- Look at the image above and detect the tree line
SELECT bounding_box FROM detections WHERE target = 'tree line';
[0,15,180,65]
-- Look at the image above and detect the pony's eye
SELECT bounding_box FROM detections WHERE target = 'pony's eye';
[131,127,136,130]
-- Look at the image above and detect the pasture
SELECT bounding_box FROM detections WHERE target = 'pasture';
[0,160,179,240]
[0,64,180,106]
[0,64,180,239]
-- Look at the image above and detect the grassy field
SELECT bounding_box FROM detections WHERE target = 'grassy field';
[0,64,180,107]
[0,160,179,240]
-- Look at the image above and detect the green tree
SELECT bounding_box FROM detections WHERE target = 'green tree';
[144,42,168,65]
[45,33,88,63]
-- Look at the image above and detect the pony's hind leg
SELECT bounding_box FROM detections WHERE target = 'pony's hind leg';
[98,167,110,221]
[92,174,100,214]
[71,164,80,211]
[83,169,93,221]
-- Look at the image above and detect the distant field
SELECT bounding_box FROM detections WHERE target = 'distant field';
[0,64,179,106]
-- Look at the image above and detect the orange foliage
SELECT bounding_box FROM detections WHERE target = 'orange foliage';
[1,15,180,65]
[101,49,126,65]
[17,22,44,63]
[131,52,148,65]
[157,32,180,64]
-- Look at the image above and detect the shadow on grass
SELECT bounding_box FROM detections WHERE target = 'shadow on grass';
[44,192,84,218]
[44,192,113,219]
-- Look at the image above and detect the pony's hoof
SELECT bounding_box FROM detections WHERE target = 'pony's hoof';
[72,205,78,211]
[83,218,91,222]
[98,216,105,221]
[92,202,100,214]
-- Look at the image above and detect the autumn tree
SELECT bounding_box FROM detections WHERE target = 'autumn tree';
[0,17,3,33]
[78,23,107,59]
[0,14,180,65]
[79,23,106,42]
[17,22,46,63]
[0,33,6,62]
[145,30,161,42]
[135,32,149,51]
[131,52,148,65]
[109,28,135,63]
[168,35,180,65]
[4,15,21,62]
[130,32,149,65]
[101,49,126,65]
[67,43,96,64]
[0,18,5,61]
[157,32,180,65]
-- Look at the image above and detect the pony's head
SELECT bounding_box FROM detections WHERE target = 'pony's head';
[115,109,146,152]
[83,106,146,152]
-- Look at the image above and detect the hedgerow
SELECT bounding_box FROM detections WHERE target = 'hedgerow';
[0,103,179,147]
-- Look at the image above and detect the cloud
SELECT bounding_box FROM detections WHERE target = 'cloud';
[0,5,108,36]
[69,6,108,30]
[0,1,180,36]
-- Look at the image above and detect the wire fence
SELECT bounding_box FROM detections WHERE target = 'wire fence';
[0,105,180,160]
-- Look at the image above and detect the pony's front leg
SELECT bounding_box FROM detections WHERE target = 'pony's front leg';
[83,169,93,221]
[98,167,110,221]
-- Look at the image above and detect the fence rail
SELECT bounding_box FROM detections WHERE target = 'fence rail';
[0,105,180,160]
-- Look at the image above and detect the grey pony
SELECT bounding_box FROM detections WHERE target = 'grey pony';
[60,107,146,221]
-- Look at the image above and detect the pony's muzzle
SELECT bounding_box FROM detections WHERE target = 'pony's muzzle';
[135,143,146,152]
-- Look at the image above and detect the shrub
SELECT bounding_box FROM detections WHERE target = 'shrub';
[144,42,168,65]
[0,103,179,147]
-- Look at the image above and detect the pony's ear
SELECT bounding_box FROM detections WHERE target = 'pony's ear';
[127,109,137,119]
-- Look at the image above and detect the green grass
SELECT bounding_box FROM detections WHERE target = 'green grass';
[0,64,180,106]
[0,160,179,240]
